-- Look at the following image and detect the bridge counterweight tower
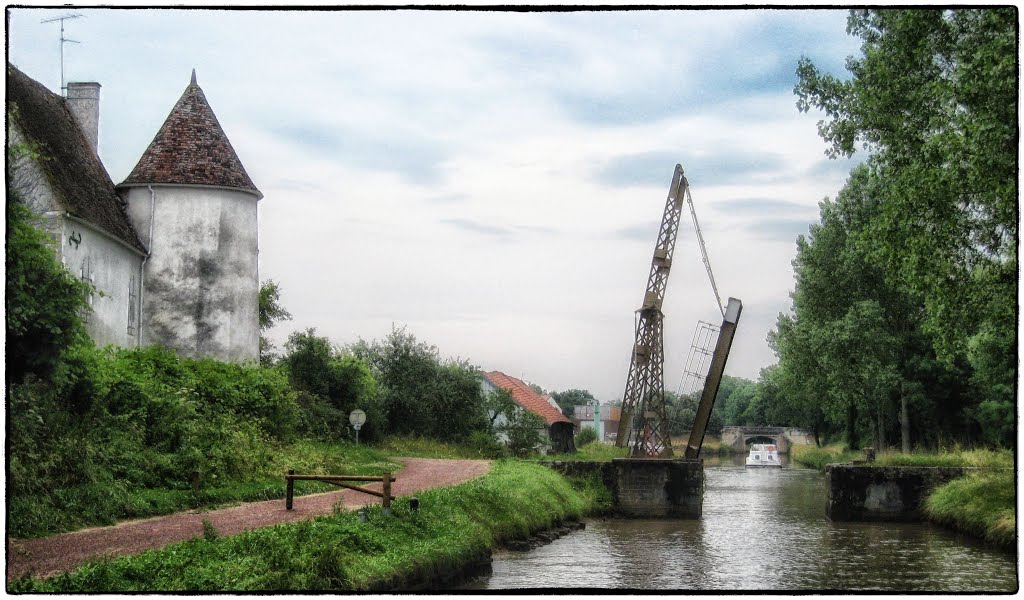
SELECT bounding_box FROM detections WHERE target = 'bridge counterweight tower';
[616,165,688,457]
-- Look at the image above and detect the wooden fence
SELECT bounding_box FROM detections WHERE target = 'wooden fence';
[285,469,394,510]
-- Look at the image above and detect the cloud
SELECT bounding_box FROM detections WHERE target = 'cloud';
[260,119,449,184]
[744,218,815,243]
[611,221,661,242]
[718,197,810,214]
[441,218,558,240]
[594,150,788,189]
[426,193,470,205]
[441,218,513,240]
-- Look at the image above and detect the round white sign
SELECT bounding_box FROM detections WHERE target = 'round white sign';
[349,409,367,429]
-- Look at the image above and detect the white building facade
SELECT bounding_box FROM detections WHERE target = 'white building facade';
[7,64,261,362]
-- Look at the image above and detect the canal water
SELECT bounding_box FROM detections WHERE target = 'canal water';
[464,457,1017,592]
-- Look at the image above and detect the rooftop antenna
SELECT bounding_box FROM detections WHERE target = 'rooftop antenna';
[40,13,82,96]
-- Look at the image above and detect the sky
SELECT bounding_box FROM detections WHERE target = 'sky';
[8,6,865,403]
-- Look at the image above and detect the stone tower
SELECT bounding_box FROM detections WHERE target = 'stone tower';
[118,70,262,362]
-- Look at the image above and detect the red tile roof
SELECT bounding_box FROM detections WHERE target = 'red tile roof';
[119,71,261,198]
[483,371,572,426]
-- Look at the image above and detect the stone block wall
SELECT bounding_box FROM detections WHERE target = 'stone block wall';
[826,465,974,522]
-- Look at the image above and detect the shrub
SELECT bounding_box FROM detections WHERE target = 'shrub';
[575,426,599,447]
[284,329,384,442]
[6,197,91,384]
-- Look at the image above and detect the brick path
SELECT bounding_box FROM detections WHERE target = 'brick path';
[7,457,491,581]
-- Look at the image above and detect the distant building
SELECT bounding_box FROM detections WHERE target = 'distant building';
[481,371,575,454]
[7,64,262,362]
[573,404,621,442]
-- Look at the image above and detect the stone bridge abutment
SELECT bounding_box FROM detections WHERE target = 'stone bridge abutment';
[719,426,816,454]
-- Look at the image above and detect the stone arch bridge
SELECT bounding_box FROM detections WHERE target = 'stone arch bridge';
[719,426,816,454]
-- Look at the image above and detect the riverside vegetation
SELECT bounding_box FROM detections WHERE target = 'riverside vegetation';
[10,460,609,592]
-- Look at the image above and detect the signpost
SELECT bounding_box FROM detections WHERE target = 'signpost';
[349,409,366,445]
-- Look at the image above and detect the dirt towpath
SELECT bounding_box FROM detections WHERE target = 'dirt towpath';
[7,457,491,582]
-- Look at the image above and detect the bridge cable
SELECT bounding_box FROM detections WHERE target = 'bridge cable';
[684,185,725,318]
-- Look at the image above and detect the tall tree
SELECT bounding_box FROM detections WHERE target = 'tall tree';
[350,326,488,442]
[258,280,292,366]
[795,8,1016,404]
[550,389,596,418]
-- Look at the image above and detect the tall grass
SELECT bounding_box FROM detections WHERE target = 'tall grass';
[790,444,858,469]
[924,469,1016,548]
[374,435,504,459]
[544,441,628,462]
[12,460,602,592]
[9,441,398,539]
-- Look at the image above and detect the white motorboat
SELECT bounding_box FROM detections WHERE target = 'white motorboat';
[745,443,782,467]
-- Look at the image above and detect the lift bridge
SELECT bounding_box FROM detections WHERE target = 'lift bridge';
[615,164,742,459]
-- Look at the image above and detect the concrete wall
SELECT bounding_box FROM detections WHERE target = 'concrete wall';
[826,465,974,522]
[611,458,703,518]
[124,185,259,362]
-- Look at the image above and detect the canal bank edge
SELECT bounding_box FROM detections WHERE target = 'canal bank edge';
[826,464,1016,552]
[9,460,604,592]
[540,459,704,518]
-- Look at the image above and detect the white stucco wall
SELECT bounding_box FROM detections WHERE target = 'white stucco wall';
[60,217,145,348]
[124,185,259,362]
[9,123,145,349]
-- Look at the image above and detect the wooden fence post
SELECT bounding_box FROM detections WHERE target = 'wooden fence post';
[383,472,392,511]
[286,469,295,510]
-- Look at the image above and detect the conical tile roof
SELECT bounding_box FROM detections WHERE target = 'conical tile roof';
[119,71,261,198]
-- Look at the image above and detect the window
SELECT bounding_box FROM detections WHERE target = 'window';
[80,257,93,324]
[127,275,137,335]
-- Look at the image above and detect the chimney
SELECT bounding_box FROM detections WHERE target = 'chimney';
[66,81,101,155]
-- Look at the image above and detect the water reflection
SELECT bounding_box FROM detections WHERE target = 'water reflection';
[467,463,1017,592]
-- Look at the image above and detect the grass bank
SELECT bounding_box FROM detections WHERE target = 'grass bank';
[790,444,859,469]
[11,441,398,540]
[11,460,602,592]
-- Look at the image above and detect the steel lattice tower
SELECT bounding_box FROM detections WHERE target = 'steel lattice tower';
[615,165,688,458]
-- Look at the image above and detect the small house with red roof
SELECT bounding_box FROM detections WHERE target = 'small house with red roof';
[8,64,261,362]
[481,371,576,454]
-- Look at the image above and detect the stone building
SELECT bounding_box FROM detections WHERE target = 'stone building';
[7,63,262,362]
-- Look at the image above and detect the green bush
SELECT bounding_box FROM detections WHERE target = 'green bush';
[284,329,384,442]
[6,344,318,537]
[6,196,91,384]
[351,326,488,443]
[575,426,598,447]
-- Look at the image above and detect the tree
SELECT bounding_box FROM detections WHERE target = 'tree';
[575,426,599,447]
[6,197,92,383]
[350,325,488,442]
[258,280,292,366]
[502,410,546,457]
[282,328,381,441]
[795,9,1016,424]
[483,388,518,430]
[550,388,596,418]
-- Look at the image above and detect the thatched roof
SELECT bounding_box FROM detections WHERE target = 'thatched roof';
[118,71,261,198]
[7,63,147,254]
